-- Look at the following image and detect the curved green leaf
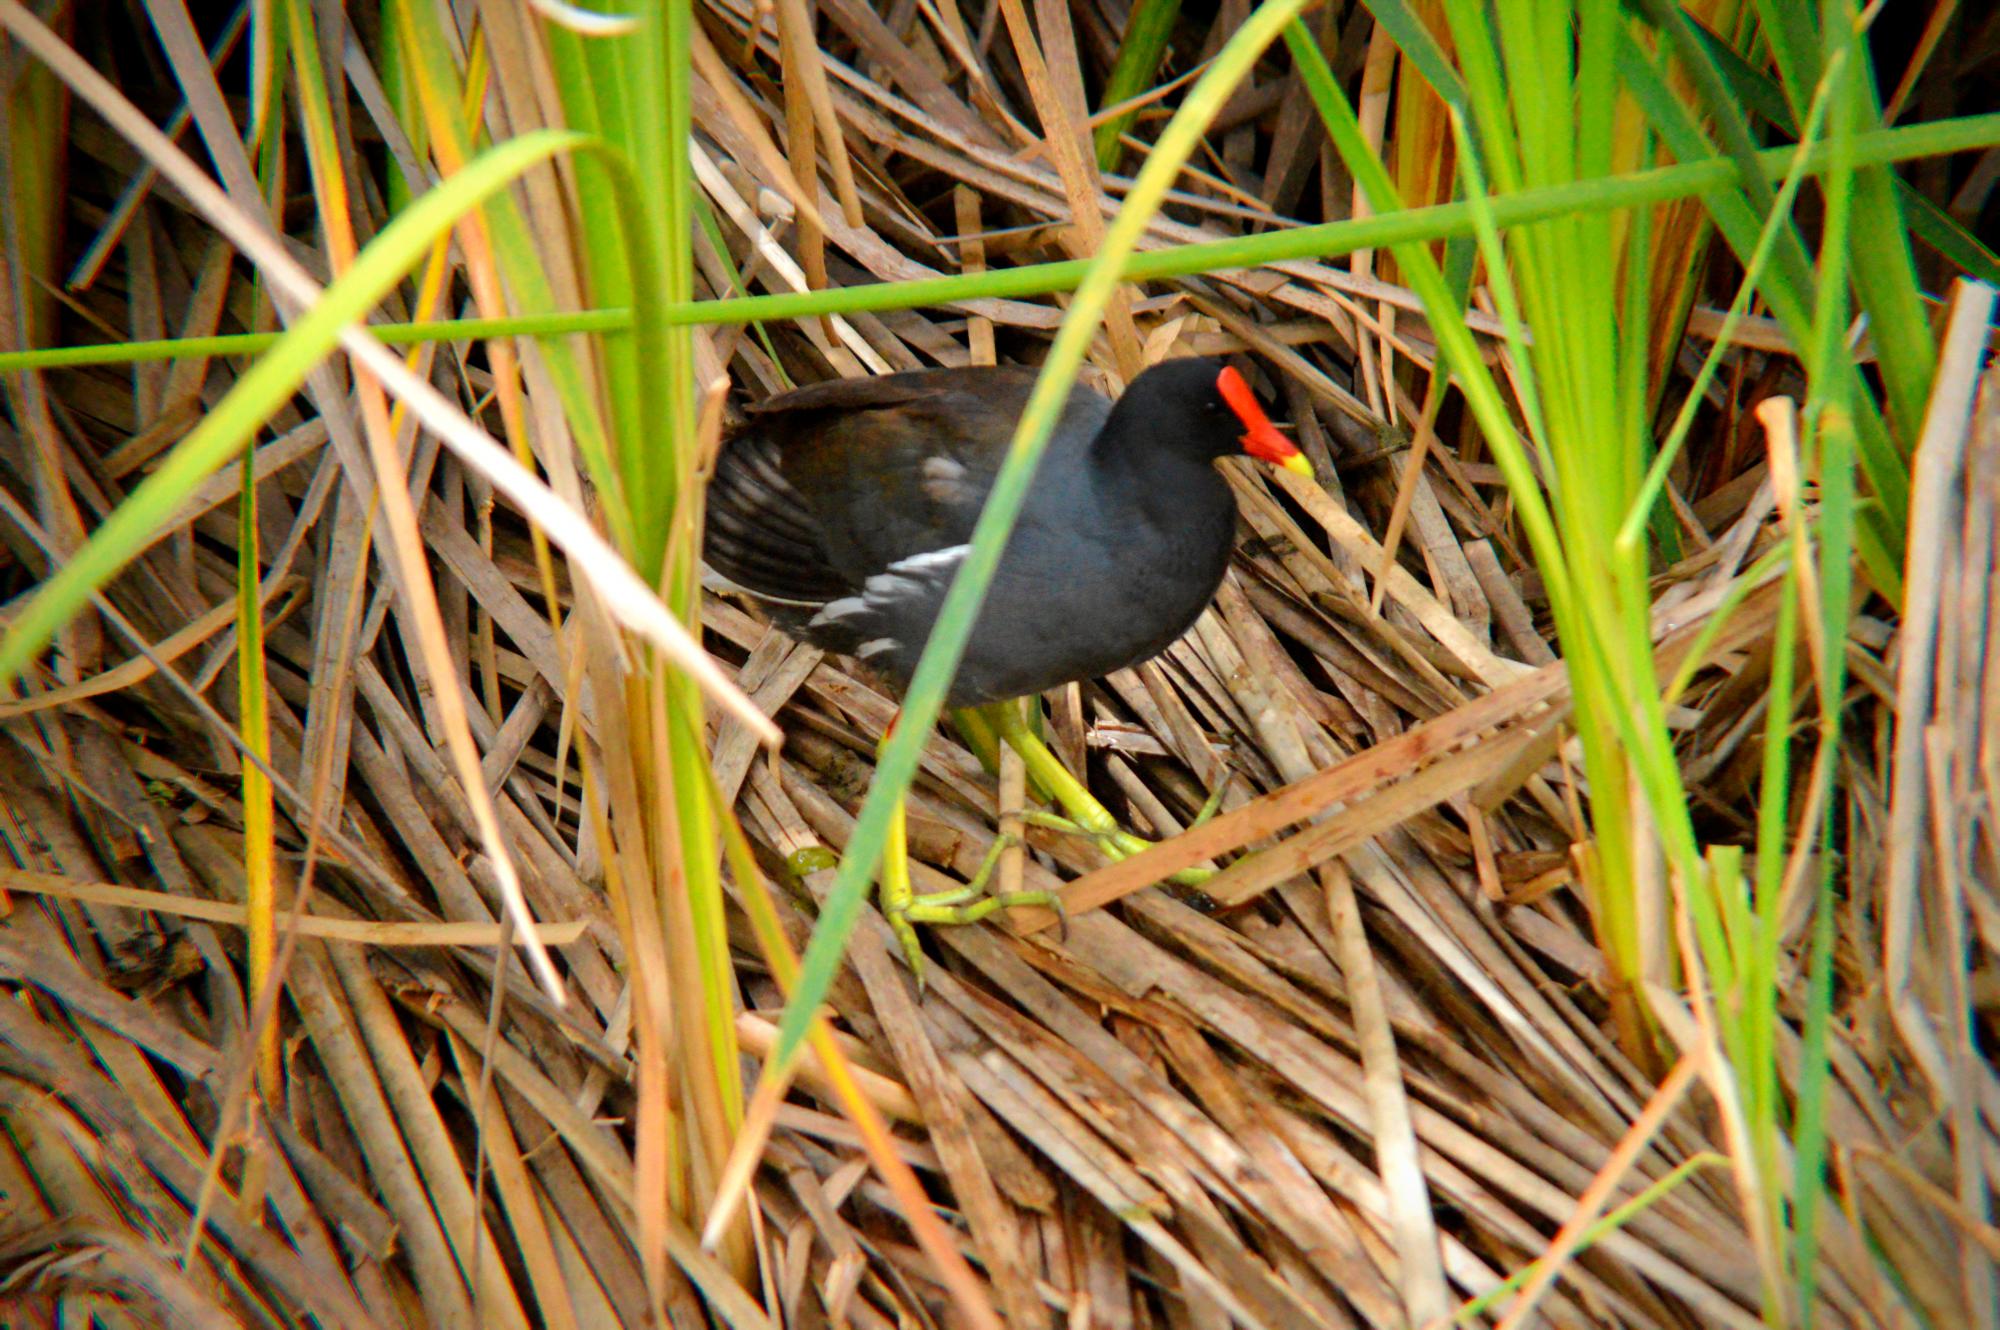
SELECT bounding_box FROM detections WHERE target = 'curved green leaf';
[0,130,588,690]
[765,0,1316,1079]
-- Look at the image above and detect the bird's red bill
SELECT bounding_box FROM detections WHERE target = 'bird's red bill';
[1216,366,1309,475]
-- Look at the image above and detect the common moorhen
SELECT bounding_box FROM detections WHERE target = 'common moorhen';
[705,357,1309,969]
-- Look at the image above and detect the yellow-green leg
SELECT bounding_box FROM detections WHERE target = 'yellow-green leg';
[876,730,1060,988]
[978,699,1223,885]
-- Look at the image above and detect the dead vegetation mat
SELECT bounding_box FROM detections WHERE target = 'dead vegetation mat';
[2,2,1997,1328]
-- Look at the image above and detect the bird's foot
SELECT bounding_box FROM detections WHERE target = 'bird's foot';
[880,833,1061,991]
[1018,773,1232,886]
[1187,775,1232,829]
[980,700,1232,886]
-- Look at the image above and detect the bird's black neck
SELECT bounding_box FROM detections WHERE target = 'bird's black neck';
[1092,394,1220,474]
[1091,433,1231,554]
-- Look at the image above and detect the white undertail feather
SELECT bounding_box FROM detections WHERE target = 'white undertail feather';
[809,543,971,629]
[886,544,971,576]
[807,596,865,628]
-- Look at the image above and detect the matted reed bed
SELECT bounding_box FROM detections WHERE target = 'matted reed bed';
[1,2,1996,1327]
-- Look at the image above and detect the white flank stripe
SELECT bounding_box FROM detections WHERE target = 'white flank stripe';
[808,596,866,628]
[887,544,970,578]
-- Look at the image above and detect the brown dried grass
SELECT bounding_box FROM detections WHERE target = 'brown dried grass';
[1,3,1995,1328]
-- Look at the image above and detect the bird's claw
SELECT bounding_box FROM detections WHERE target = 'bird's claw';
[881,833,1059,991]
[1018,775,1233,888]
[1189,773,1234,828]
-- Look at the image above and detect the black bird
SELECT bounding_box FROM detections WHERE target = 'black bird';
[705,357,1310,971]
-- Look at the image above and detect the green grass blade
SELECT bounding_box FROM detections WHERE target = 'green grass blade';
[1617,27,1907,598]
[1284,19,1568,617]
[237,430,278,1105]
[1632,0,1784,219]
[0,130,586,690]
[1787,5,1864,1306]
[1095,0,1184,172]
[1682,11,1999,291]
[1362,0,1470,118]
[1751,0,1819,117]
[766,0,1315,1080]
[1792,753,1842,1327]
[6,112,1997,375]
[692,190,790,379]
[1846,147,1937,446]
[0,309,629,370]
[1682,8,1796,128]
[1749,553,1801,1300]
[1619,56,1842,554]
[1445,1153,1729,1325]
[389,0,636,556]
[1899,176,2000,284]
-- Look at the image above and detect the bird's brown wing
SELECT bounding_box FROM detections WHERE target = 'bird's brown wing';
[703,426,852,605]
[739,370,987,417]
[706,368,1038,602]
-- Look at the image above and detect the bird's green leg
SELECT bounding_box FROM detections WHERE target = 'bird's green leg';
[875,728,1061,989]
[877,770,926,978]
[982,699,1116,837]
[900,834,1058,925]
[1186,778,1233,828]
[982,699,1221,885]
[950,705,1003,773]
